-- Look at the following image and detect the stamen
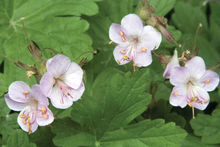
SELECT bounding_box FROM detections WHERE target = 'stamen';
[27,118,31,127]
[119,31,126,42]
[191,96,198,102]
[174,92,178,96]
[117,60,121,64]
[122,36,126,42]
[41,106,47,115]
[65,90,69,95]
[43,114,49,119]
[20,114,25,118]
[141,47,147,52]
[120,31,123,36]
[123,55,130,60]
[22,118,27,124]
[120,50,126,54]
[109,41,113,44]
[204,99,209,104]
[188,102,193,107]
[23,91,29,95]
[133,63,137,66]
[28,127,32,134]
[205,79,210,84]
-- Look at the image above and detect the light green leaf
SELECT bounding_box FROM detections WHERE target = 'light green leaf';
[150,0,176,16]
[190,109,220,144]
[0,0,99,86]
[181,134,219,147]
[172,2,209,38]
[7,129,37,147]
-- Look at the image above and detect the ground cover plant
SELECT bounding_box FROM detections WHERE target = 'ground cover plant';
[0,0,220,147]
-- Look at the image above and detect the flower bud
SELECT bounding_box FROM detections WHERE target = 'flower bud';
[146,15,158,27]
[137,6,151,22]
[38,61,47,77]
[137,0,155,23]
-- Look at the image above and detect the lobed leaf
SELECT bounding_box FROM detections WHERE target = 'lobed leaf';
[0,97,19,137]
[190,109,220,144]
[52,68,187,147]
[0,0,99,87]
[6,129,37,147]
[181,134,219,147]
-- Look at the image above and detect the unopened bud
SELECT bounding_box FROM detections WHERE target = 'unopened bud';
[137,6,151,21]
[146,15,158,27]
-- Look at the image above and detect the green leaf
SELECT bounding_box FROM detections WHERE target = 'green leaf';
[28,126,56,147]
[7,129,37,147]
[210,0,220,26]
[0,0,99,86]
[171,2,209,38]
[181,134,219,147]
[91,67,125,104]
[0,97,19,136]
[99,119,187,147]
[190,109,220,144]
[0,73,7,96]
[150,0,176,16]
[150,99,186,128]
[53,118,187,147]
[52,118,96,147]
[72,68,151,133]
[210,1,220,55]
[52,68,187,146]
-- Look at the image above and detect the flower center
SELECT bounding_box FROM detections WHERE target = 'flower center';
[56,80,74,104]
[117,32,147,65]
[186,81,208,106]
[21,91,49,134]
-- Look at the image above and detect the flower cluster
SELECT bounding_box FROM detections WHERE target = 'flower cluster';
[4,54,84,133]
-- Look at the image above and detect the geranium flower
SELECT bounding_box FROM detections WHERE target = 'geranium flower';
[109,14,162,67]
[40,54,84,109]
[169,57,219,112]
[163,49,180,78]
[5,81,54,134]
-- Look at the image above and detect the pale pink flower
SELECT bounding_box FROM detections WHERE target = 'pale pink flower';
[109,14,162,67]
[5,81,54,134]
[40,54,84,109]
[169,57,219,110]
